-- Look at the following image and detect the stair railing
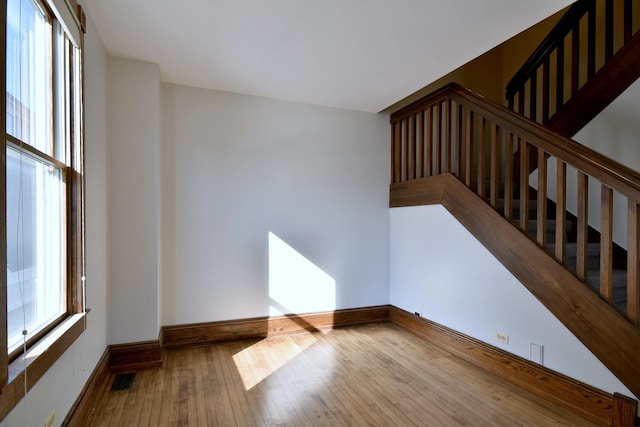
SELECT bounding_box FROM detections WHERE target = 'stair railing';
[390,83,640,326]
[506,0,637,129]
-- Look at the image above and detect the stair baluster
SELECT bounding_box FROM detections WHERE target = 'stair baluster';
[629,201,640,325]
[601,185,614,302]
[507,0,639,137]
[555,160,567,264]
[390,82,640,322]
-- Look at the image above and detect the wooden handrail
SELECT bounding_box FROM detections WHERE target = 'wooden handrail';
[505,0,638,136]
[391,82,640,329]
[505,0,594,100]
[391,83,640,202]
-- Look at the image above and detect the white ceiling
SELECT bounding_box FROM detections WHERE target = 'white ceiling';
[84,0,573,113]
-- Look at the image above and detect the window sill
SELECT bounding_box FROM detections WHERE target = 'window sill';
[0,312,86,420]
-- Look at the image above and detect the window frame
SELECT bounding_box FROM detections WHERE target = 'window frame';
[0,0,86,420]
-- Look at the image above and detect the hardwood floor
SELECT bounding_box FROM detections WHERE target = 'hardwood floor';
[86,324,601,426]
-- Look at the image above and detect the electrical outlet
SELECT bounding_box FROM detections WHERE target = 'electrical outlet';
[496,333,509,344]
[44,410,55,427]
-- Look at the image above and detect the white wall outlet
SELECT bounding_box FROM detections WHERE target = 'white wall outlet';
[530,343,544,365]
[44,410,55,427]
[496,332,509,344]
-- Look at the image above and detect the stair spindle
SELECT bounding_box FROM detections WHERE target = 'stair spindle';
[490,123,499,209]
[600,185,613,302]
[605,0,614,60]
[556,42,565,112]
[571,23,580,96]
[519,139,529,233]
[392,122,400,183]
[504,132,514,220]
[537,148,548,247]
[427,105,433,177]
[518,88,525,116]
[577,172,589,281]
[478,117,486,198]
[417,110,424,178]
[542,58,550,123]
[530,72,537,122]
[587,3,596,79]
[403,118,409,181]
[464,109,472,187]
[408,115,416,180]
[556,159,567,263]
[624,0,632,43]
[445,99,452,173]
[628,201,640,325]
[456,104,463,176]
[435,102,442,175]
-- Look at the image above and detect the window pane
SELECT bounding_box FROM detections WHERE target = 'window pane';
[6,146,66,353]
[53,21,68,164]
[6,0,52,155]
[72,43,82,171]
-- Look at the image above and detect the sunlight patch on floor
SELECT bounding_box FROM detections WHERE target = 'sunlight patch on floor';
[232,334,317,390]
[231,232,337,391]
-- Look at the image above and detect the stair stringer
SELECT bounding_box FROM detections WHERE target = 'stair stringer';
[390,173,640,400]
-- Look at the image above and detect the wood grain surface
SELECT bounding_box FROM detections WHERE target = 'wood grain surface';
[85,323,603,427]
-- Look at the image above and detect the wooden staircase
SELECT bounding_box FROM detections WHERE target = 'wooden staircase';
[510,193,629,311]
[388,82,640,403]
[506,0,640,139]
[388,0,640,415]
[503,0,640,321]
[506,0,640,185]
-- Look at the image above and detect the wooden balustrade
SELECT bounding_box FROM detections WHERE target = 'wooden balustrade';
[390,82,640,325]
[506,0,639,130]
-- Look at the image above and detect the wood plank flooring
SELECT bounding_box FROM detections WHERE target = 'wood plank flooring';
[86,323,602,426]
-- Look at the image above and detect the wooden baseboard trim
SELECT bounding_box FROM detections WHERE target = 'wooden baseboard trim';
[66,305,637,426]
[391,174,640,401]
[389,306,618,425]
[62,348,110,427]
[109,340,163,371]
[63,306,388,423]
[162,305,391,349]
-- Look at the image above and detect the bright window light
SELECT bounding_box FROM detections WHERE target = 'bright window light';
[6,147,66,353]
[6,0,52,155]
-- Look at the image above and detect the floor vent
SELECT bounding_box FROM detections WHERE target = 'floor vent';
[110,373,136,392]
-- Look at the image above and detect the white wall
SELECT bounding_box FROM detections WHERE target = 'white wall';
[161,84,390,325]
[107,58,162,344]
[1,6,110,426]
[575,80,640,172]
[390,204,635,398]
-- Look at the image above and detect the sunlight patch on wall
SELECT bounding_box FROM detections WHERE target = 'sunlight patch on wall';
[268,232,336,317]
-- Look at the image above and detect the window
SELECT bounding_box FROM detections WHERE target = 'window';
[1,0,85,418]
